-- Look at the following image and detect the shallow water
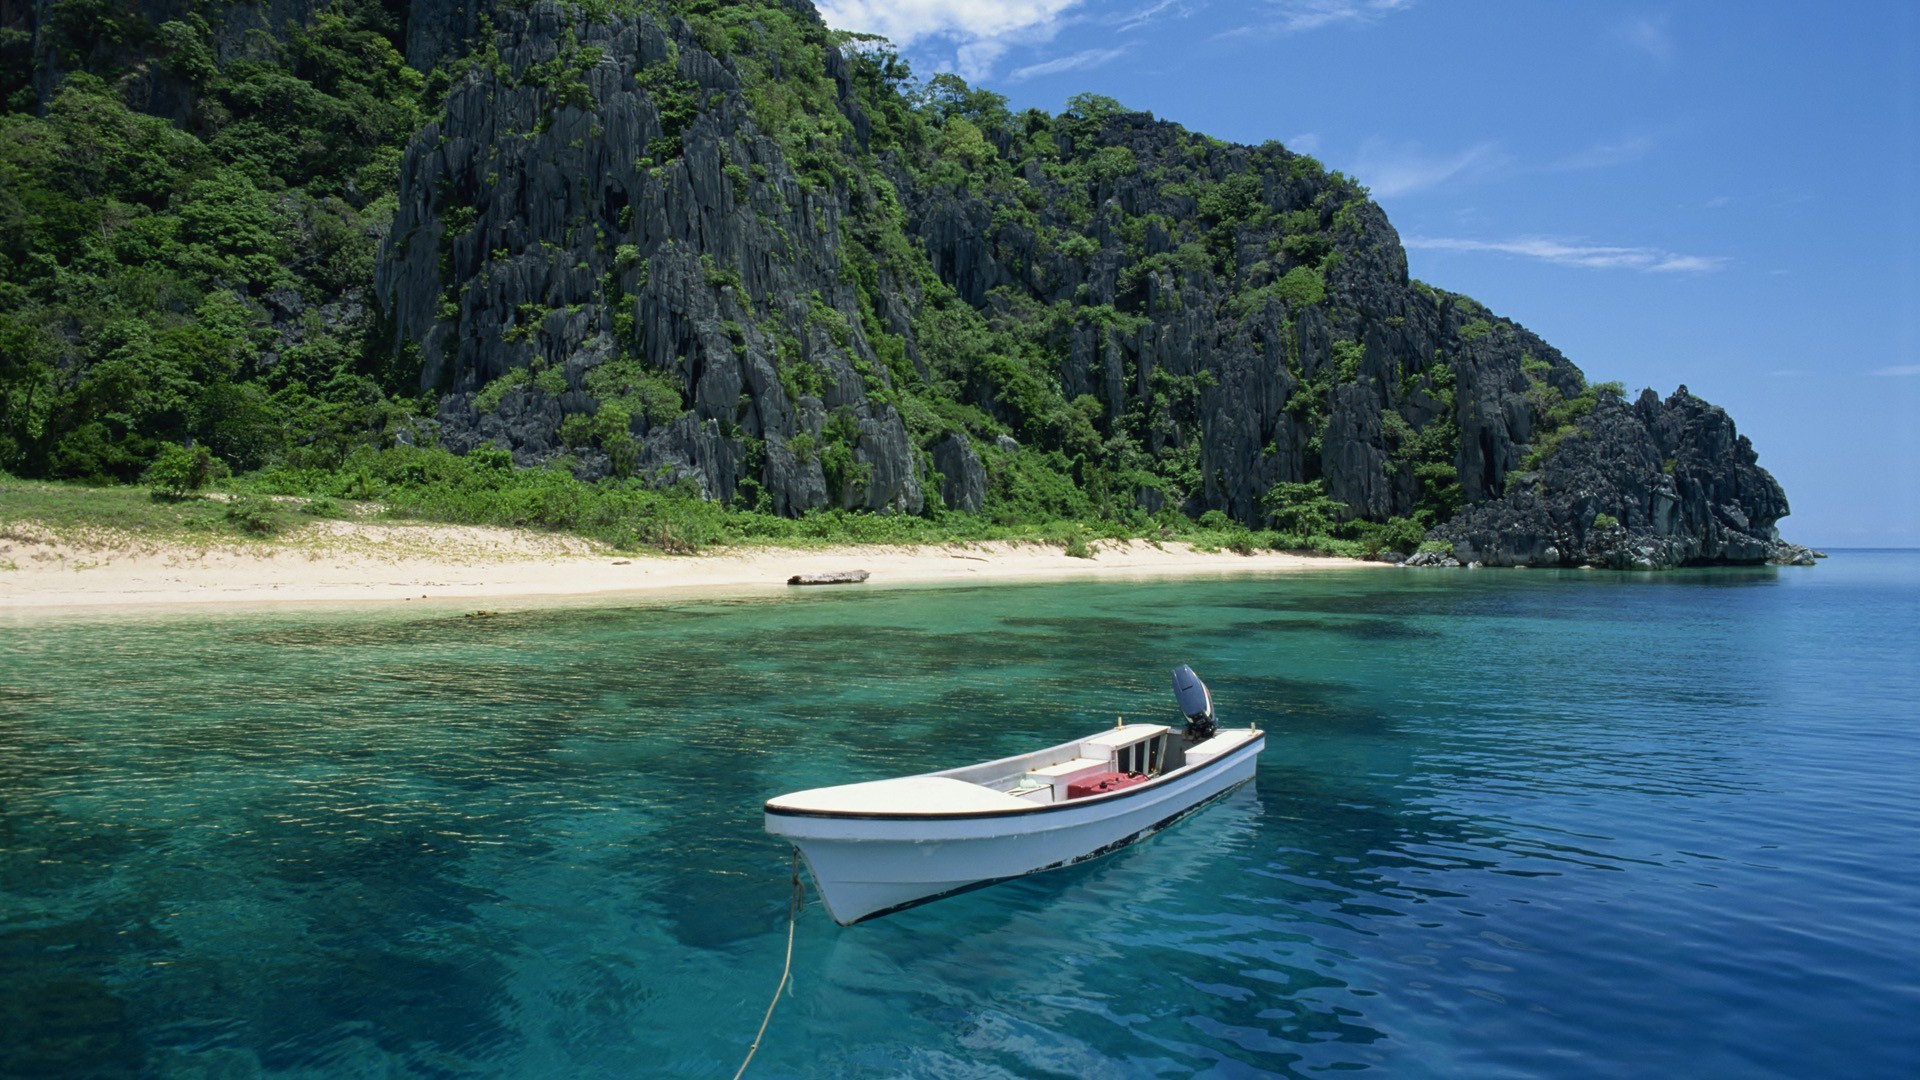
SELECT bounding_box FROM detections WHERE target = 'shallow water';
[3,554,1917,1077]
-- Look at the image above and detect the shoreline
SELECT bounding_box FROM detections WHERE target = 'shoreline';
[0,521,1378,617]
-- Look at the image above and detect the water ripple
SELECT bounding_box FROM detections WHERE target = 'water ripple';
[3,555,1917,1076]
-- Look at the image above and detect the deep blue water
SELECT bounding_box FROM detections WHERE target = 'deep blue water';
[2,552,1917,1077]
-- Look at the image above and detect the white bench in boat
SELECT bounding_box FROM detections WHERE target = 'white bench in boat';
[767,776,1032,815]
[1184,730,1256,768]
[1023,756,1109,800]
[1080,724,1169,752]
[1003,778,1054,803]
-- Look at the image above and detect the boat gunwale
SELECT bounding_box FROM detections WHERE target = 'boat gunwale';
[763,732,1263,822]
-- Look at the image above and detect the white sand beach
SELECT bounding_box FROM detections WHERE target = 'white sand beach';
[0,518,1377,613]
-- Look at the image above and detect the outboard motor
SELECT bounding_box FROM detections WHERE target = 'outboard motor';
[1171,665,1217,741]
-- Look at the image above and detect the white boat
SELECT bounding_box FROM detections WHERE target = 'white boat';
[764,666,1264,925]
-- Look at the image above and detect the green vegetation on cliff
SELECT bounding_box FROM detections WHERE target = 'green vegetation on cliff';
[3,1,1780,565]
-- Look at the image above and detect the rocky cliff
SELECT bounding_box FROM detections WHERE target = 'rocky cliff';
[7,0,1804,566]
[1429,387,1811,569]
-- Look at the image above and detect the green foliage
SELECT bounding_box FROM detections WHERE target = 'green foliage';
[939,117,995,169]
[0,3,426,484]
[1592,512,1619,530]
[1516,364,1618,473]
[702,254,743,291]
[1459,319,1494,342]
[1084,145,1137,184]
[1272,265,1326,309]
[1391,362,1464,520]
[553,356,688,477]
[1057,232,1100,260]
[223,494,285,535]
[1198,173,1263,224]
[143,443,221,497]
[520,29,601,115]
[474,369,531,413]
[1260,479,1344,535]
[634,60,701,160]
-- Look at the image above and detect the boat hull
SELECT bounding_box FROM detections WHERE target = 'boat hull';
[765,735,1262,924]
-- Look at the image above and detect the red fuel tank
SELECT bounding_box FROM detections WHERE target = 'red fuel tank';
[1067,772,1149,799]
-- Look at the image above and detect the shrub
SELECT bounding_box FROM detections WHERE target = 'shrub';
[224,495,285,535]
[1261,480,1343,535]
[1272,265,1325,309]
[144,444,222,498]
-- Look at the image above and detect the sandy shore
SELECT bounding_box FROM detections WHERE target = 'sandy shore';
[0,518,1375,614]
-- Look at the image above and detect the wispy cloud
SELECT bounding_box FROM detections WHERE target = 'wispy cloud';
[1268,0,1415,33]
[1354,140,1503,197]
[1616,13,1673,63]
[1288,132,1322,154]
[1871,365,1920,377]
[1217,0,1415,39]
[1115,0,1189,32]
[1008,46,1127,81]
[1405,235,1727,273]
[816,0,1084,44]
[816,1,1086,79]
[1551,134,1655,172]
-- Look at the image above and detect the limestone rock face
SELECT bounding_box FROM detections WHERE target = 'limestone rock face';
[932,433,985,513]
[375,1,922,514]
[355,0,1793,563]
[1432,388,1790,568]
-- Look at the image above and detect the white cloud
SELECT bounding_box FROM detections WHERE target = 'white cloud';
[1552,134,1655,172]
[1266,0,1416,34]
[1405,235,1727,273]
[1288,132,1322,154]
[816,1,1084,44]
[1216,0,1414,40]
[817,1,1087,79]
[1009,46,1127,81]
[1115,0,1188,32]
[1617,14,1673,62]
[1871,365,1920,377]
[1353,140,1502,196]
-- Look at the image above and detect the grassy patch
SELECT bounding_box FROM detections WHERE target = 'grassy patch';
[0,476,357,546]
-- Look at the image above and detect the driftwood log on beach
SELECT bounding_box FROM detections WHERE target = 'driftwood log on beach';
[788,570,870,586]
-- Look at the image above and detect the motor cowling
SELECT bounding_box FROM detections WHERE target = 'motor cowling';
[1171,665,1216,741]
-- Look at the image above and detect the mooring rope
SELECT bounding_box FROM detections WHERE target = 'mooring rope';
[732,850,803,1080]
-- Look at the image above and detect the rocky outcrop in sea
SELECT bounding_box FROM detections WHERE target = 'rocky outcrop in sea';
[1428,388,1801,569]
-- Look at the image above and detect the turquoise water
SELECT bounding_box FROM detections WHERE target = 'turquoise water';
[3,553,1917,1077]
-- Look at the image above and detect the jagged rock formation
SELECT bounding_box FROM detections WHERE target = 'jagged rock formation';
[378,1,926,512]
[7,0,1802,567]
[1431,387,1793,569]
[372,1,1621,533]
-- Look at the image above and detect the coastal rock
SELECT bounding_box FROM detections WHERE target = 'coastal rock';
[932,434,986,513]
[1767,540,1819,566]
[1431,387,1791,568]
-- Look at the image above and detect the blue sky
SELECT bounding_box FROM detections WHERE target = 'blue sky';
[816,1,1920,547]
